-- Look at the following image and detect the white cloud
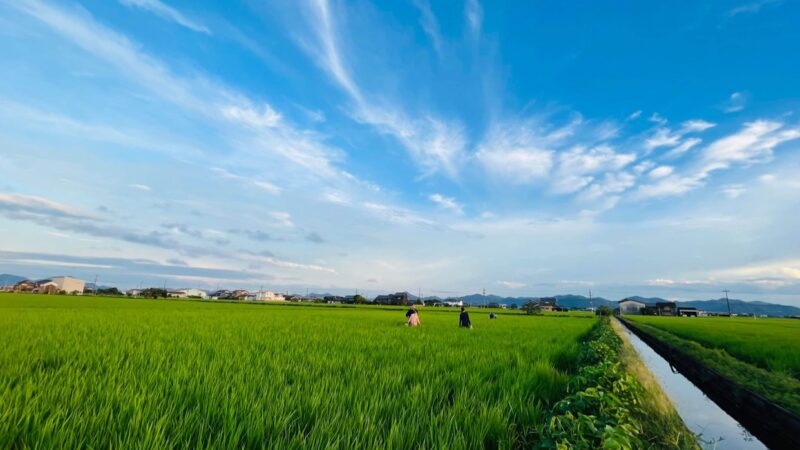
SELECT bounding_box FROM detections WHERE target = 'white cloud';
[681,119,716,133]
[635,174,704,199]
[645,119,714,151]
[269,211,294,227]
[627,110,642,121]
[301,0,466,178]
[663,137,702,158]
[412,0,442,54]
[729,0,781,17]
[582,172,636,200]
[129,183,152,191]
[722,91,747,113]
[361,202,434,226]
[700,120,800,171]
[221,104,281,128]
[252,181,282,195]
[465,0,483,35]
[322,190,351,206]
[119,0,210,34]
[648,166,673,179]
[648,112,667,125]
[429,193,463,214]
[722,184,746,198]
[497,280,525,289]
[645,128,681,150]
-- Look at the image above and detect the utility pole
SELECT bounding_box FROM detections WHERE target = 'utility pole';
[483,287,486,308]
[589,289,593,310]
[723,289,731,316]
[93,275,98,296]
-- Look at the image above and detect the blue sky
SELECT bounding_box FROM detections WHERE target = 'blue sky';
[1,0,800,303]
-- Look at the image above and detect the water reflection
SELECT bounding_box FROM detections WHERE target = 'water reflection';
[617,321,767,450]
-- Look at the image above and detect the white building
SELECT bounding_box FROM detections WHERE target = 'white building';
[444,300,463,307]
[618,298,645,315]
[255,290,285,302]
[168,288,208,299]
[49,276,85,295]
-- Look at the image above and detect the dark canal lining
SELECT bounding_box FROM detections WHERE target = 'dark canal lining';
[616,319,767,450]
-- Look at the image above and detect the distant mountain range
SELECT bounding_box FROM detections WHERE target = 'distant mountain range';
[4,274,799,316]
[0,274,26,286]
[453,294,800,317]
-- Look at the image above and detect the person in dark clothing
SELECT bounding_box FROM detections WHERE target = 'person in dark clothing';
[489,312,496,319]
[459,307,472,328]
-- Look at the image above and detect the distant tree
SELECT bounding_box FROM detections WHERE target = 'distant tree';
[97,287,121,296]
[595,305,613,316]
[523,301,543,316]
[509,303,518,310]
[353,294,368,304]
[140,288,167,299]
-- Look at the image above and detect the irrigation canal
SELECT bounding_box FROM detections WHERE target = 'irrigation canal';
[616,319,767,450]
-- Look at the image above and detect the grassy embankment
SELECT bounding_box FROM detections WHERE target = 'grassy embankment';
[625,316,800,416]
[0,294,692,448]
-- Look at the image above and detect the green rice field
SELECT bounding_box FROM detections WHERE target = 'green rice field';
[625,315,800,379]
[0,294,601,448]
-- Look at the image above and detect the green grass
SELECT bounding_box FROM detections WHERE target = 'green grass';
[623,317,800,416]
[0,294,600,449]
[625,315,800,379]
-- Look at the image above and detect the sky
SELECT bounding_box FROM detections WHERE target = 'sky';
[1,0,799,304]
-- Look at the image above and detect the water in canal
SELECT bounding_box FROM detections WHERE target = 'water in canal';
[617,320,768,450]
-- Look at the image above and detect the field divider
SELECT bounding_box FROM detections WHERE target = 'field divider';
[619,317,800,450]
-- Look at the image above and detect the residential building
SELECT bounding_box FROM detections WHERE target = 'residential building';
[677,307,699,317]
[31,276,85,295]
[127,289,143,297]
[443,299,463,307]
[618,298,646,315]
[167,288,208,299]
[374,292,409,305]
[656,301,678,316]
[254,290,285,302]
[14,280,35,292]
[536,297,558,312]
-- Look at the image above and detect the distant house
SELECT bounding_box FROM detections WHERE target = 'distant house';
[209,290,233,300]
[231,290,249,300]
[677,307,699,317]
[28,276,84,295]
[34,280,60,295]
[443,299,463,307]
[127,289,143,297]
[536,297,558,312]
[14,280,35,292]
[618,298,646,315]
[324,295,345,304]
[656,302,677,316]
[374,292,409,305]
[255,290,285,302]
[168,288,208,299]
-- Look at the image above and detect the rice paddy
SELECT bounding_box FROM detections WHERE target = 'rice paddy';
[0,294,600,449]
[625,315,800,379]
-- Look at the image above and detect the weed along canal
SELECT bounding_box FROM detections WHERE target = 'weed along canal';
[617,319,768,449]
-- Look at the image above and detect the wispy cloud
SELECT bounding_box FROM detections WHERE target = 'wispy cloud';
[636,120,800,199]
[728,0,781,17]
[300,0,467,178]
[497,280,525,289]
[412,0,442,55]
[119,0,210,34]
[722,91,747,113]
[129,183,152,191]
[429,193,463,214]
[465,0,483,36]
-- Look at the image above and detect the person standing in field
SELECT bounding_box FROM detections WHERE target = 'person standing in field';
[459,307,472,329]
[407,305,421,327]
